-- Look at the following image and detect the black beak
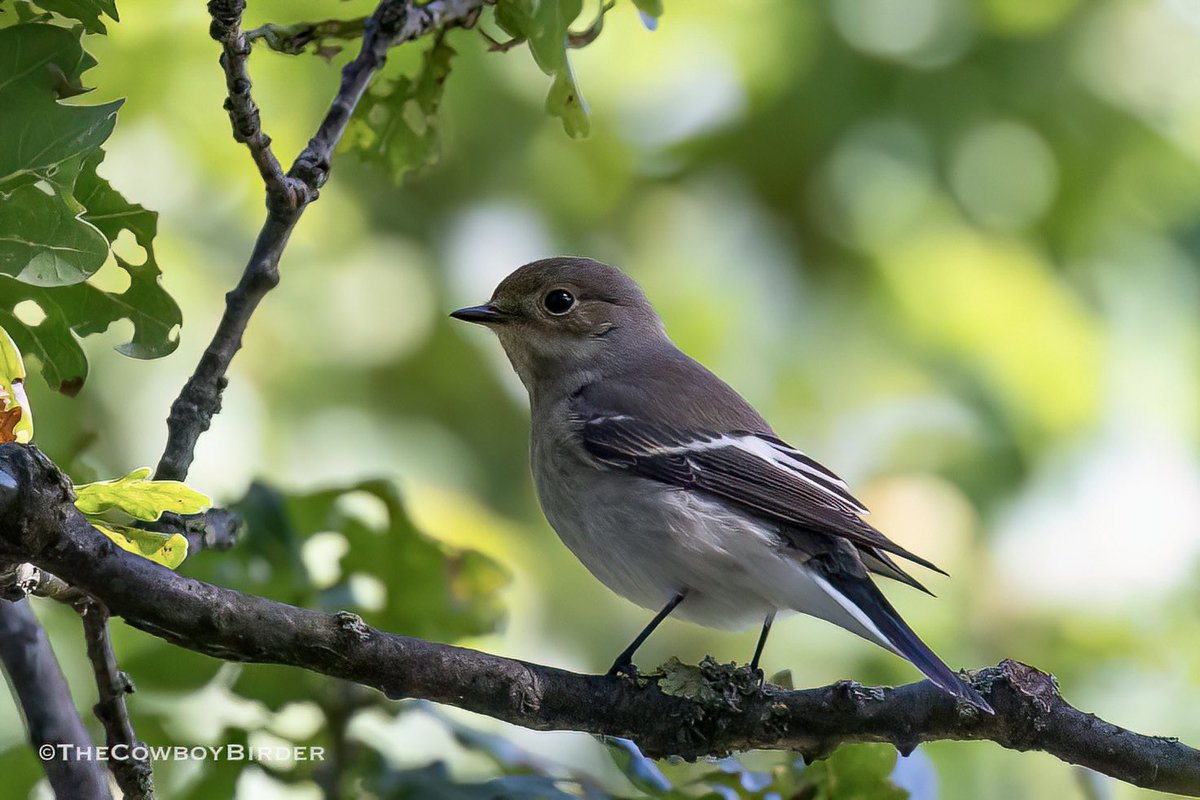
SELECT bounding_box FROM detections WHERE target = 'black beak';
[449,304,508,325]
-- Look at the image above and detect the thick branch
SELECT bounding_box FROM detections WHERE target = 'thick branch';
[155,0,487,484]
[3,444,1198,796]
[0,599,111,800]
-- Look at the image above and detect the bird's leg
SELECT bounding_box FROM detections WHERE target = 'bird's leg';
[749,611,776,678]
[606,591,687,677]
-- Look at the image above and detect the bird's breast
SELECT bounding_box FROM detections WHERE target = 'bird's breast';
[529,427,785,628]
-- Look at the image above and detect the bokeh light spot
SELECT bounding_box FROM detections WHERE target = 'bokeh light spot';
[950,120,1058,231]
[816,118,935,252]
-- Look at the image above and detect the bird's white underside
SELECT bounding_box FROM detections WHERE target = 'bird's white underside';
[533,447,897,654]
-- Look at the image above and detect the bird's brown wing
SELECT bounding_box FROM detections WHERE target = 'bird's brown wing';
[574,405,944,582]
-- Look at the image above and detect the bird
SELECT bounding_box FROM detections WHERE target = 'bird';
[450,256,990,711]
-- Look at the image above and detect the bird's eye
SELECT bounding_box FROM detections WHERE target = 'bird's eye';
[543,289,575,315]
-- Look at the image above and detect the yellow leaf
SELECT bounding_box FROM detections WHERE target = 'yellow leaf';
[93,522,189,570]
[0,326,33,444]
[74,467,212,521]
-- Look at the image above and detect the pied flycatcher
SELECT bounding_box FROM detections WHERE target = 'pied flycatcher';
[451,257,990,711]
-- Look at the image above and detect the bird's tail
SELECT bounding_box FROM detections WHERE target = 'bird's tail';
[811,571,993,713]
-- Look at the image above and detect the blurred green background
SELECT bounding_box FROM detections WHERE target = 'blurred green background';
[3,0,1200,797]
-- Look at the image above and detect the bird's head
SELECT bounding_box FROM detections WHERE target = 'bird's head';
[451,257,666,392]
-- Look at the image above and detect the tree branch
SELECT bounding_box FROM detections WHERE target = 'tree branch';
[75,599,154,800]
[149,508,243,555]
[3,443,1197,796]
[155,0,488,484]
[206,0,292,203]
[0,599,111,800]
[2,562,84,603]
[246,17,368,58]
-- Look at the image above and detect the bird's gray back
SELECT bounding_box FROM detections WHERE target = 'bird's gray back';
[573,344,772,436]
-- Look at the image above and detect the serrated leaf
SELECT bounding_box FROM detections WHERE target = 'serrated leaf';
[324,479,509,640]
[0,2,55,27]
[27,0,119,34]
[75,466,212,521]
[342,35,455,181]
[92,521,189,569]
[0,149,182,394]
[546,59,589,137]
[0,325,33,442]
[218,479,508,644]
[0,182,109,284]
[71,149,180,358]
[0,280,88,395]
[0,24,126,293]
[0,24,120,188]
[492,1,590,137]
[0,21,96,101]
[494,0,583,75]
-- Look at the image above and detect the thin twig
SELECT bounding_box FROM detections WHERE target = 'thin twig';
[2,443,1198,798]
[312,682,376,800]
[155,0,489,484]
[76,599,154,800]
[246,17,368,58]
[206,0,293,204]
[0,599,111,800]
[149,508,243,555]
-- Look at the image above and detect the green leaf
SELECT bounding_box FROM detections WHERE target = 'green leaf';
[71,149,181,358]
[342,34,456,181]
[215,479,508,644]
[27,0,119,34]
[92,521,189,569]
[0,23,123,290]
[74,466,212,521]
[604,738,675,796]
[0,280,88,395]
[0,24,121,187]
[494,0,583,75]
[361,760,581,800]
[546,60,589,137]
[632,0,663,26]
[0,741,50,799]
[0,3,53,28]
[492,1,590,137]
[797,744,909,800]
[0,28,175,395]
[0,149,182,394]
[332,479,508,640]
[0,182,109,285]
[211,480,507,715]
